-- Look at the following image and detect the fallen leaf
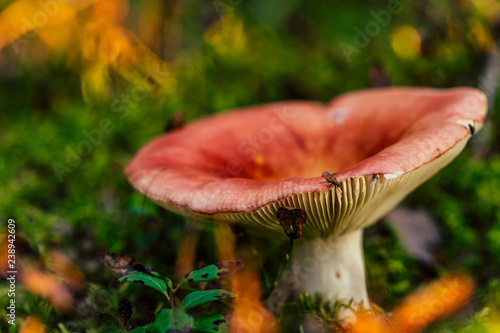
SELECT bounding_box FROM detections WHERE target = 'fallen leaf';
[44,250,85,291]
[98,252,147,276]
[391,273,474,332]
[23,268,74,312]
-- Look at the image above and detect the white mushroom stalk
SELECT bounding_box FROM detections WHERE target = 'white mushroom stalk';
[125,87,487,317]
[291,230,368,307]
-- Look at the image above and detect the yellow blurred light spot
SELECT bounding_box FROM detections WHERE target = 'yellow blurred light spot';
[38,18,77,52]
[485,320,500,333]
[80,23,133,66]
[119,44,176,96]
[204,12,247,58]
[471,0,500,23]
[81,62,110,102]
[0,0,94,50]
[467,17,493,51]
[19,316,46,333]
[391,25,421,59]
[78,19,175,99]
[92,0,129,23]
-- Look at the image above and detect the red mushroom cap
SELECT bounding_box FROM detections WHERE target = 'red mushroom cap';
[126,87,487,237]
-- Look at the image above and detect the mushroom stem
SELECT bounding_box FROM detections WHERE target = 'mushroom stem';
[291,229,369,312]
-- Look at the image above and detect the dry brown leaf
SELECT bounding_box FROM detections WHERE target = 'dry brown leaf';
[98,252,147,276]
[277,207,307,239]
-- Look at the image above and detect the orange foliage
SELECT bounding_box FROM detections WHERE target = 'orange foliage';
[44,250,85,291]
[0,0,174,102]
[214,224,237,262]
[346,273,474,333]
[391,273,474,332]
[0,0,95,50]
[346,312,395,333]
[232,247,278,331]
[37,18,77,52]
[91,0,129,23]
[0,233,81,312]
[22,268,74,312]
[135,1,162,51]
[175,222,201,279]
[19,316,46,333]
[213,224,278,332]
[0,233,9,274]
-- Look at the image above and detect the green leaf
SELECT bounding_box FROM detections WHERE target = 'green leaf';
[155,308,194,333]
[128,323,157,332]
[181,260,243,283]
[147,267,161,277]
[181,290,236,310]
[119,271,167,293]
[166,277,173,291]
[193,313,230,333]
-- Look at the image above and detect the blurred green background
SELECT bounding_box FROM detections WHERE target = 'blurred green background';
[1,0,500,331]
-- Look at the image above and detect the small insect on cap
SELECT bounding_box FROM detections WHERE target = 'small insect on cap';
[125,88,487,238]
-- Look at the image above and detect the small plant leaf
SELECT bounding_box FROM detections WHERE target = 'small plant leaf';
[181,260,243,283]
[181,289,237,310]
[167,277,173,288]
[98,313,120,329]
[193,313,230,333]
[119,271,167,293]
[155,308,193,333]
[128,323,157,333]
[147,266,161,277]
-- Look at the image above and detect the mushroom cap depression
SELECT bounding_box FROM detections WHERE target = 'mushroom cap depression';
[126,87,487,238]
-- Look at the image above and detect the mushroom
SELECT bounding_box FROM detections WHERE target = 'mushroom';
[125,87,487,313]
